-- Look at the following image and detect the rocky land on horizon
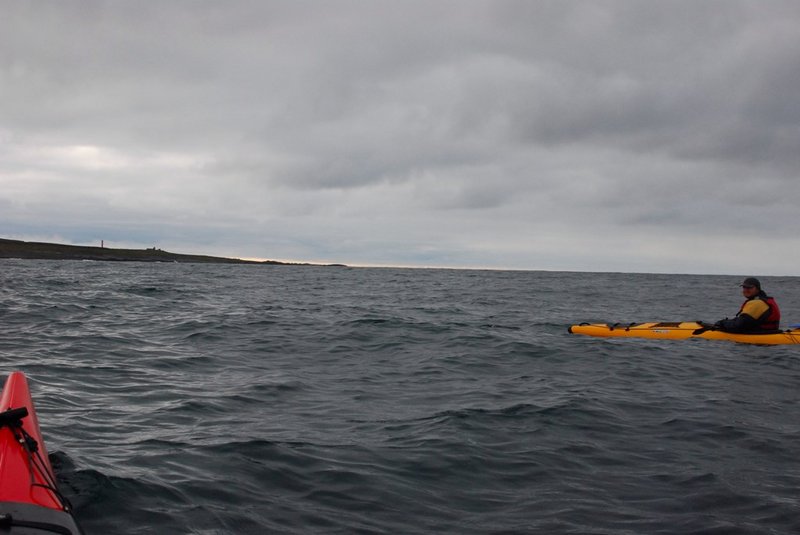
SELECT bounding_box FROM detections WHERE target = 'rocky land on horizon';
[0,238,344,266]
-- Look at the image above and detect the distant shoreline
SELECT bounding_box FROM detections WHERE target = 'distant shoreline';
[0,238,346,267]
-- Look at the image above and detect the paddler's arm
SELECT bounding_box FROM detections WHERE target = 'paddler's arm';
[715,316,753,333]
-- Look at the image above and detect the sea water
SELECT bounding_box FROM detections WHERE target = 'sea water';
[1,260,799,534]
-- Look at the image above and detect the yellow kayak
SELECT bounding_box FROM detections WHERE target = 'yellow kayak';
[568,322,800,345]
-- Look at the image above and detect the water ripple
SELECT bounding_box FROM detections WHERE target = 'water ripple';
[1,262,799,533]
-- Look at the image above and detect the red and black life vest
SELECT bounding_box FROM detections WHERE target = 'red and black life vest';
[738,296,781,331]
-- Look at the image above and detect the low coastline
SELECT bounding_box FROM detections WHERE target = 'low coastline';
[0,238,345,266]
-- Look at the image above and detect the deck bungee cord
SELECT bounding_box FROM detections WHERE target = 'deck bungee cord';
[0,407,74,514]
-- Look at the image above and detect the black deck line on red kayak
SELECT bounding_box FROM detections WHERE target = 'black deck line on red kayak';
[0,407,74,517]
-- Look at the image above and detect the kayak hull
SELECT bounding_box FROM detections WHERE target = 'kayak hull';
[0,372,83,534]
[569,322,800,345]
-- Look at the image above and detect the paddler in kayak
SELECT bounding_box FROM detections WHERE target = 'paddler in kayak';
[714,277,781,333]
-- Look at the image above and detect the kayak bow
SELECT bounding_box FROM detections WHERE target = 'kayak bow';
[568,322,800,345]
[0,371,84,534]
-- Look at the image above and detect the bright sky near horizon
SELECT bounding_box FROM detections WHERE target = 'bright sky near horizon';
[2,1,799,275]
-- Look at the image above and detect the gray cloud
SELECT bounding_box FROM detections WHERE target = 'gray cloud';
[1,1,799,273]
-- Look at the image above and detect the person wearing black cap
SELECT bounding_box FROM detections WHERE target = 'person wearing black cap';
[714,277,781,333]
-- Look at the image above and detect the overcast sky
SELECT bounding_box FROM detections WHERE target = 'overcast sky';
[2,1,799,274]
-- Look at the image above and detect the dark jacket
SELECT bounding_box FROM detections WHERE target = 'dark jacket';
[716,292,781,333]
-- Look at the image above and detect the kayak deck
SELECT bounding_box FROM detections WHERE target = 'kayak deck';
[569,322,800,345]
[0,372,84,534]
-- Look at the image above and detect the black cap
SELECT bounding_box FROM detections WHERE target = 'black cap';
[741,277,761,289]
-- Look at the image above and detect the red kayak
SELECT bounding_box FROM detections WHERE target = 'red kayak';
[0,371,84,534]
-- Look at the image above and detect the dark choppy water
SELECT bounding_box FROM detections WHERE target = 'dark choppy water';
[2,260,800,534]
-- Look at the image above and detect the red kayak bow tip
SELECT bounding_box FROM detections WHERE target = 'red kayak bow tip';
[0,371,63,509]
[0,371,85,534]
